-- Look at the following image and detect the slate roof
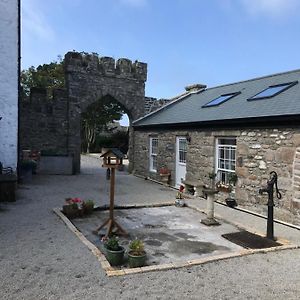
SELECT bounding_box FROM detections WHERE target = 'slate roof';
[133,69,300,127]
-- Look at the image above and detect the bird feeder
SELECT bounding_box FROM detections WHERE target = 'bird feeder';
[94,148,127,238]
[101,148,124,168]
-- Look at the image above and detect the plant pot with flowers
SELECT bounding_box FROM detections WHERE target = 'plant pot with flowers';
[63,197,82,218]
[104,236,125,266]
[127,239,147,268]
[175,185,185,207]
[159,167,171,185]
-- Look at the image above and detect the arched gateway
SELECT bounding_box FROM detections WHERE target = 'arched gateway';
[64,52,147,173]
[20,52,147,174]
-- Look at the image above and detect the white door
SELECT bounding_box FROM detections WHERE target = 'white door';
[176,137,187,187]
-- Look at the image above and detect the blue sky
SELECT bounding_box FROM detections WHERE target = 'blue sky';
[22,0,300,125]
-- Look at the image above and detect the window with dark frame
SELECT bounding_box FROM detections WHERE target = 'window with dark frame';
[202,92,240,108]
[248,81,298,100]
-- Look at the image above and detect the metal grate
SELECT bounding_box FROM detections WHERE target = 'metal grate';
[222,231,282,249]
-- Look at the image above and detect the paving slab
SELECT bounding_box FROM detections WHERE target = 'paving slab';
[72,205,244,268]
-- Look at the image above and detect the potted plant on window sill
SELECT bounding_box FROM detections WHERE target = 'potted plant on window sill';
[216,182,232,193]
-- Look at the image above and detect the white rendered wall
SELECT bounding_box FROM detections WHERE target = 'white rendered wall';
[0,0,19,170]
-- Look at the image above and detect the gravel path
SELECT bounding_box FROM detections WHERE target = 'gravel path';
[1,155,300,300]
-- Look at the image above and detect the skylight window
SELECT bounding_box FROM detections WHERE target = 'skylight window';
[202,92,240,108]
[248,81,298,100]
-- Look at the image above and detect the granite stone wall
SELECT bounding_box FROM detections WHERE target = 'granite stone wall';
[133,127,300,217]
[20,52,149,173]
[64,52,148,173]
[20,88,69,156]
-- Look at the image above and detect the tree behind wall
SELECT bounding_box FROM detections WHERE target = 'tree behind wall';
[21,56,126,152]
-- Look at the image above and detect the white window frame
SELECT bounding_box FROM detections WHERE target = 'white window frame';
[149,137,158,173]
[215,137,236,185]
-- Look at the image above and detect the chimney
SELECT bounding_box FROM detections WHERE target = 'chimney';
[185,83,207,93]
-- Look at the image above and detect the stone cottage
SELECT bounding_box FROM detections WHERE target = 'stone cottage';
[0,0,20,171]
[132,69,300,216]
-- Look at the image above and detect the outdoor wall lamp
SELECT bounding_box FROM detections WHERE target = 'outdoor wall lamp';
[186,133,191,143]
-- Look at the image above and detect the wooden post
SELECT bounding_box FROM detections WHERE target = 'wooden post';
[109,168,115,220]
[93,167,128,237]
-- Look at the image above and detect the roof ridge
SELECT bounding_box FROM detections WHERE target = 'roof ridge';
[205,68,300,91]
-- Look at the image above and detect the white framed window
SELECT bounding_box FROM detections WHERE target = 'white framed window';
[216,138,236,184]
[149,137,158,172]
[178,138,187,164]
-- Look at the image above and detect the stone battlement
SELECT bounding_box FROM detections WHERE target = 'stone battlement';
[64,51,147,81]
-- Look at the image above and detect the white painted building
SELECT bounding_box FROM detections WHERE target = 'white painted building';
[0,0,20,171]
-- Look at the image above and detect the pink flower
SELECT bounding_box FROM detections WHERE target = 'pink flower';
[72,198,82,203]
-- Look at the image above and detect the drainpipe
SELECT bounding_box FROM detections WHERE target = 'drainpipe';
[17,0,21,179]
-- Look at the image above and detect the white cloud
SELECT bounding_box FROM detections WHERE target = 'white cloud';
[119,0,147,8]
[240,0,300,17]
[22,0,55,42]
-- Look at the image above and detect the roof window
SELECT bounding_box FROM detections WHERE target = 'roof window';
[248,81,298,101]
[202,92,240,108]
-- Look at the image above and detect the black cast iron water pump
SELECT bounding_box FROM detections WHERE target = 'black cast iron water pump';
[259,171,282,240]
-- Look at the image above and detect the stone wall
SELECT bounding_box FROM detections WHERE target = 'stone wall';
[0,0,19,170]
[64,52,148,173]
[133,126,300,217]
[20,88,69,156]
[20,51,148,173]
[144,97,170,114]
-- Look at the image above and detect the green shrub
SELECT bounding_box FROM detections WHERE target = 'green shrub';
[129,239,145,255]
[105,236,121,251]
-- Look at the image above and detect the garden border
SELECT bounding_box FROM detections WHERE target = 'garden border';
[53,203,298,277]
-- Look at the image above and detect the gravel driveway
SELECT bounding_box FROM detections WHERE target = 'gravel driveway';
[0,155,300,300]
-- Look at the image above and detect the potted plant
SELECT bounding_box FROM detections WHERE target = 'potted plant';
[19,160,37,183]
[127,239,147,268]
[175,185,185,207]
[216,182,232,193]
[226,173,238,208]
[159,166,171,185]
[62,197,82,218]
[104,236,125,266]
[82,199,94,215]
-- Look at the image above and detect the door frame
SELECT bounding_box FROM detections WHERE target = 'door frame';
[175,136,187,188]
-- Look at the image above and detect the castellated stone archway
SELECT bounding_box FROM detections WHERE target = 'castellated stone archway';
[20,52,147,174]
[65,52,147,173]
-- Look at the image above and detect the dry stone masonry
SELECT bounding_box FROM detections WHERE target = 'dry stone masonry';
[133,127,300,218]
[20,52,150,173]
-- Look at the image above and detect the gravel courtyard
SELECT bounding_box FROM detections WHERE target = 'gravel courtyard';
[1,155,300,300]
